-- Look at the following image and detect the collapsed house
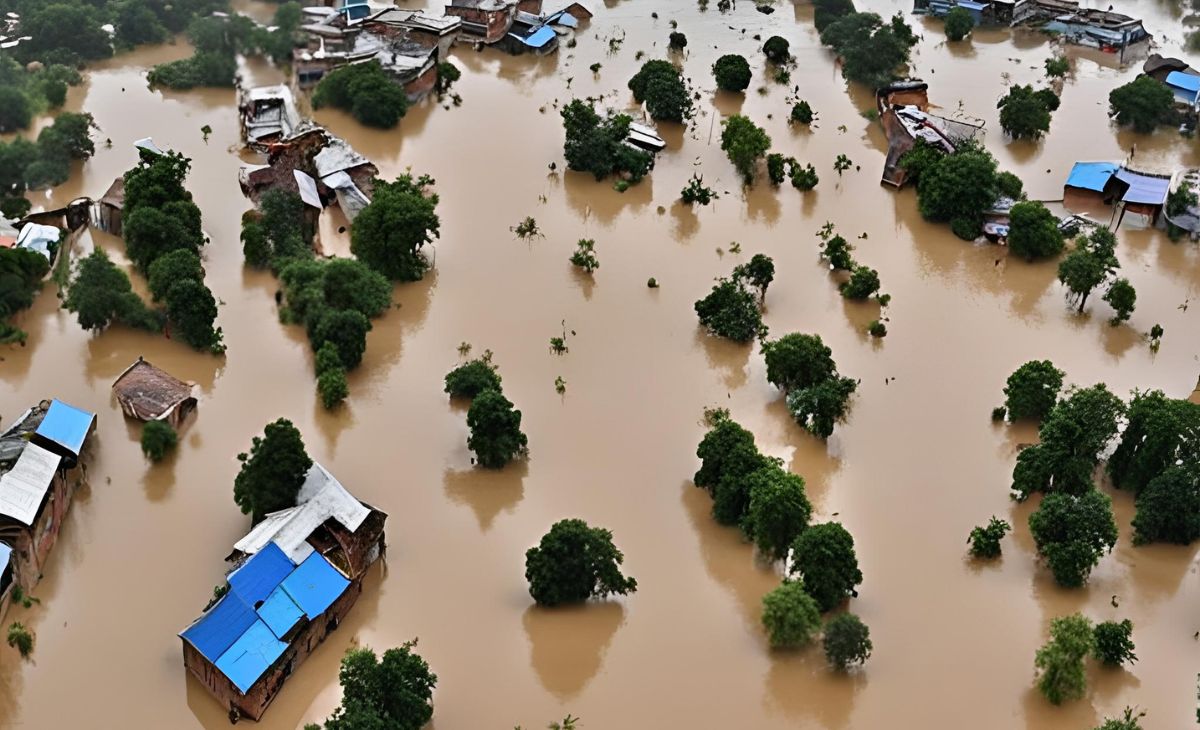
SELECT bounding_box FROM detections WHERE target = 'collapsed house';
[0,400,96,619]
[916,0,1150,52]
[111,357,198,428]
[180,463,386,722]
[237,85,312,151]
[876,80,984,188]
[93,177,125,236]
[1164,169,1200,239]
[1064,161,1172,228]
[445,0,584,53]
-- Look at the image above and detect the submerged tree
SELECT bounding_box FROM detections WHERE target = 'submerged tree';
[823,612,872,671]
[560,100,653,183]
[1035,613,1094,705]
[968,517,1011,559]
[1103,279,1136,325]
[761,580,821,648]
[712,54,752,92]
[720,115,771,184]
[694,278,764,342]
[1057,228,1118,311]
[233,418,313,523]
[789,522,862,611]
[1008,201,1064,261]
[997,84,1058,140]
[1092,619,1136,667]
[64,250,162,333]
[141,420,178,462]
[313,61,409,129]
[1011,384,1125,500]
[352,173,440,282]
[943,6,974,41]
[1003,360,1064,422]
[525,519,637,606]
[444,353,502,399]
[1092,707,1147,730]
[466,389,528,468]
[819,12,918,88]
[733,254,775,302]
[762,333,836,392]
[628,59,693,122]
[1108,76,1175,133]
[1131,465,1200,545]
[742,464,812,561]
[569,238,600,273]
[681,173,719,205]
[320,642,437,730]
[786,376,858,439]
[1028,490,1118,588]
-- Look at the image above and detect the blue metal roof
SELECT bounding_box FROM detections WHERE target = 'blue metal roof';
[1065,162,1118,192]
[228,542,294,606]
[257,585,305,638]
[0,542,12,571]
[520,25,557,48]
[281,552,350,618]
[35,400,95,458]
[214,619,288,694]
[180,592,257,663]
[956,1,988,10]
[1166,71,1200,93]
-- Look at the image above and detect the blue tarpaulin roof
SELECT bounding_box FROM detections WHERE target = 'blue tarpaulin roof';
[34,400,95,458]
[1114,168,1171,205]
[0,542,12,571]
[215,619,288,694]
[1065,162,1118,192]
[181,591,257,663]
[1166,71,1200,93]
[520,25,557,48]
[257,585,305,638]
[228,542,294,606]
[281,551,350,618]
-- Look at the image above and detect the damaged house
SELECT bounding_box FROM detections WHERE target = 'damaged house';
[179,463,386,722]
[917,0,1150,52]
[1064,161,1172,228]
[446,0,577,54]
[237,85,311,151]
[876,80,984,188]
[0,400,96,617]
[111,357,198,428]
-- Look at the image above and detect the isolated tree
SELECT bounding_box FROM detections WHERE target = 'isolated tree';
[786,376,858,439]
[322,643,437,730]
[444,356,502,399]
[466,389,528,468]
[1103,279,1136,324]
[743,465,812,561]
[761,580,821,648]
[525,519,637,606]
[1131,465,1200,545]
[1008,201,1064,261]
[763,36,791,63]
[762,333,835,391]
[628,60,692,122]
[968,517,1011,558]
[1035,613,1093,705]
[165,279,222,353]
[352,174,440,282]
[1029,490,1118,588]
[1003,360,1064,421]
[64,250,161,333]
[1057,229,1117,310]
[943,6,974,41]
[1093,619,1136,666]
[694,278,764,342]
[823,612,872,671]
[720,115,771,184]
[233,418,313,522]
[790,101,814,125]
[140,421,177,462]
[712,54,752,92]
[668,31,688,50]
[148,249,204,302]
[998,84,1054,139]
[1108,76,1175,133]
[789,522,862,611]
[839,265,881,300]
[733,254,775,302]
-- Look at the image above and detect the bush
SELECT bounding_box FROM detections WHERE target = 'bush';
[823,613,872,671]
[761,581,821,648]
[968,517,1011,558]
[140,420,178,462]
[694,278,764,342]
[1004,360,1064,421]
[712,54,752,92]
[763,36,791,63]
[525,518,637,606]
[6,622,33,658]
[467,389,528,468]
[790,101,814,124]
[444,356,502,399]
[943,7,974,41]
[1092,619,1136,666]
[1008,201,1064,260]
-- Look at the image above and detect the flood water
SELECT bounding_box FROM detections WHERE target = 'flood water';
[1,1,1198,728]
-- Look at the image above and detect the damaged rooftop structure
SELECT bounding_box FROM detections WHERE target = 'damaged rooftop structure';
[445,0,586,54]
[916,0,1150,52]
[111,357,198,428]
[237,85,311,151]
[1064,161,1173,229]
[876,80,984,188]
[0,399,96,619]
[179,463,386,722]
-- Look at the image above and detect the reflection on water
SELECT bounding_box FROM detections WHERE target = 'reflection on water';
[523,602,625,699]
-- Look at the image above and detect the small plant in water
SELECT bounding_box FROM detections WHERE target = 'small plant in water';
[7,622,33,658]
[728,241,742,254]
[554,376,567,394]
[647,277,659,288]
[570,239,599,273]
[968,517,1011,558]
[200,124,212,142]
[613,179,630,193]
[991,406,1007,422]
[867,320,887,338]
[550,337,568,355]
[590,62,602,73]
[512,216,542,240]
[790,101,813,125]
[9,585,39,609]
[1148,323,1163,351]
[681,173,719,205]
[458,341,472,357]
[834,154,853,175]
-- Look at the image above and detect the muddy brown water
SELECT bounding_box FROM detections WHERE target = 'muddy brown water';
[1,1,1198,728]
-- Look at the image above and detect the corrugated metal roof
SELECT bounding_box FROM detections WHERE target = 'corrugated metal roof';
[232,463,370,564]
[15,224,59,260]
[1114,168,1171,205]
[0,443,61,526]
[293,170,322,209]
[314,138,370,178]
[257,585,305,637]
[1167,71,1200,93]
[34,399,95,458]
[180,591,257,663]
[519,25,556,47]
[281,552,350,618]
[214,619,288,694]
[228,542,294,606]
[1065,161,1118,192]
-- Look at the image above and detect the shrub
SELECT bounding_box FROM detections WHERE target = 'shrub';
[141,420,178,462]
[712,54,752,92]
[790,101,814,124]
[823,613,872,671]
[968,517,1011,558]
[761,581,821,648]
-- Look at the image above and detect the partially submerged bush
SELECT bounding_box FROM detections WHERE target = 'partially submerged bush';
[141,420,178,462]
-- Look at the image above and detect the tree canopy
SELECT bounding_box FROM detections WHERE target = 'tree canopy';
[789,522,862,612]
[628,60,692,122]
[998,85,1057,140]
[693,414,777,525]
[1092,619,1136,667]
[720,115,771,184]
[64,249,162,333]
[819,12,917,88]
[233,418,313,523]
[760,580,821,648]
[352,174,440,282]
[560,100,654,183]
[1057,228,1117,310]
[313,61,409,129]
[1108,76,1175,133]
[1008,201,1064,261]
[1028,490,1118,588]
[742,464,812,561]
[1011,384,1125,500]
[318,642,437,730]
[1003,360,1064,421]
[733,254,775,302]
[525,519,637,606]
[763,36,791,63]
[1131,465,1200,545]
[444,354,502,399]
[823,612,872,671]
[1035,613,1093,705]
[943,6,974,41]
[712,54,752,92]
[466,389,528,468]
[762,333,836,392]
[694,277,765,342]
[915,141,1004,239]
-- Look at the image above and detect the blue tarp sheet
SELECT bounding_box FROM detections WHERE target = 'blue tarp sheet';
[215,619,288,694]
[228,542,294,606]
[180,592,257,663]
[1065,162,1118,192]
[35,400,95,458]
[0,542,11,571]
[1166,71,1200,93]
[257,585,305,638]
[521,25,557,48]
[281,552,350,618]
[1114,168,1171,205]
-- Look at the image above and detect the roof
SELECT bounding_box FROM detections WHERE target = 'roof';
[111,358,195,421]
[1065,161,1119,192]
[0,542,12,571]
[449,0,513,9]
[1166,71,1200,94]
[34,399,95,458]
[232,462,370,564]
[314,137,371,178]
[368,8,462,32]
[0,443,61,526]
[1114,168,1171,205]
[956,1,989,9]
[516,24,556,47]
[294,170,322,209]
[99,177,124,208]
[323,172,372,221]
[15,223,60,260]
[180,541,351,694]
[133,138,165,156]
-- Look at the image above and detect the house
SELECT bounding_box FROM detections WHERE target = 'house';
[876,80,984,188]
[1064,161,1172,227]
[499,10,558,54]
[0,400,96,607]
[94,177,124,236]
[111,357,198,428]
[293,22,442,100]
[237,85,309,150]
[1143,54,1192,83]
[363,8,462,57]
[445,0,518,44]
[1165,72,1200,112]
[1040,8,1149,52]
[180,464,386,722]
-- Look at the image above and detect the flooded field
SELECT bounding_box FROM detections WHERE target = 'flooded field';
[1,0,1198,728]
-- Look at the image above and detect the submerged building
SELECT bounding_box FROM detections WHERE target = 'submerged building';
[180,463,386,722]
[876,80,984,188]
[1064,161,1172,228]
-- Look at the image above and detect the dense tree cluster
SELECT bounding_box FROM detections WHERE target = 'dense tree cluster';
[313,61,409,129]
[904,140,1023,241]
[762,332,857,439]
[525,519,637,606]
[560,100,654,183]
[306,642,437,730]
[997,85,1059,140]
[693,413,779,526]
[0,56,82,137]
[148,6,301,89]
[628,60,693,122]
[0,111,95,217]
[241,189,313,270]
[64,249,162,333]
[351,173,441,282]
[233,418,313,523]
[819,11,918,88]
[0,246,50,344]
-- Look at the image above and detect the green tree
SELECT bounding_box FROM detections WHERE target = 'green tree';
[1108,76,1175,133]
[760,580,821,648]
[789,522,862,611]
[763,36,791,63]
[322,258,392,318]
[312,61,409,128]
[123,204,204,273]
[466,389,528,468]
[916,143,1000,237]
[1092,707,1146,730]
[0,88,32,133]
[569,238,599,273]
[694,278,764,342]
[165,278,222,353]
[352,174,440,282]
[64,250,161,333]
[1057,229,1117,310]
[141,420,178,462]
[668,31,688,50]
[116,0,169,47]
[1007,201,1064,261]
[943,6,974,41]
[1029,490,1118,588]
[1034,613,1093,705]
[693,415,766,495]
[560,100,654,183]
[444,355,502,399]
[743,464,812,561]
[733,254,775,302]
[712,54,752,92]
[1093,619,1136,666]
[233,418,313,523]
[839,265,880,300]
[720,115,771,184]
[820,12,917,88]
[312,308,371,370]
[1131,465,1200,545]
[788,161,820,190]
[968,517,1011,558]
[1011,384,1125,500]
[819,235,855,271]
[1003,360,1064,421]
[6,622,33,658]
[997,84,1054,139]
[823,612,872,671]
[814,0,857,31]
[15,3,113,65]
[790,101,814,124]
[322,642,437,730]
[1044,56,1069,78]
[1103,279,1136,325]
[786,376,858,439]
[628,60,692,122]
[762,333,835,391]
[147,249,204,302]
[766,153,787,186]
[525,519,637,606]
[317,367,349,410]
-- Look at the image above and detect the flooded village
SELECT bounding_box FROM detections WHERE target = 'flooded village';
[0,0,1199,728]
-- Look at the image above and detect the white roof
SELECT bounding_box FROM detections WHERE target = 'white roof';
[322,172,372,221]
[314,138,371,178]
[0,443,61,526]
[16,223,60,259]
[133,138,165,156]
[294,170,322,209]
[232,462,370,564]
